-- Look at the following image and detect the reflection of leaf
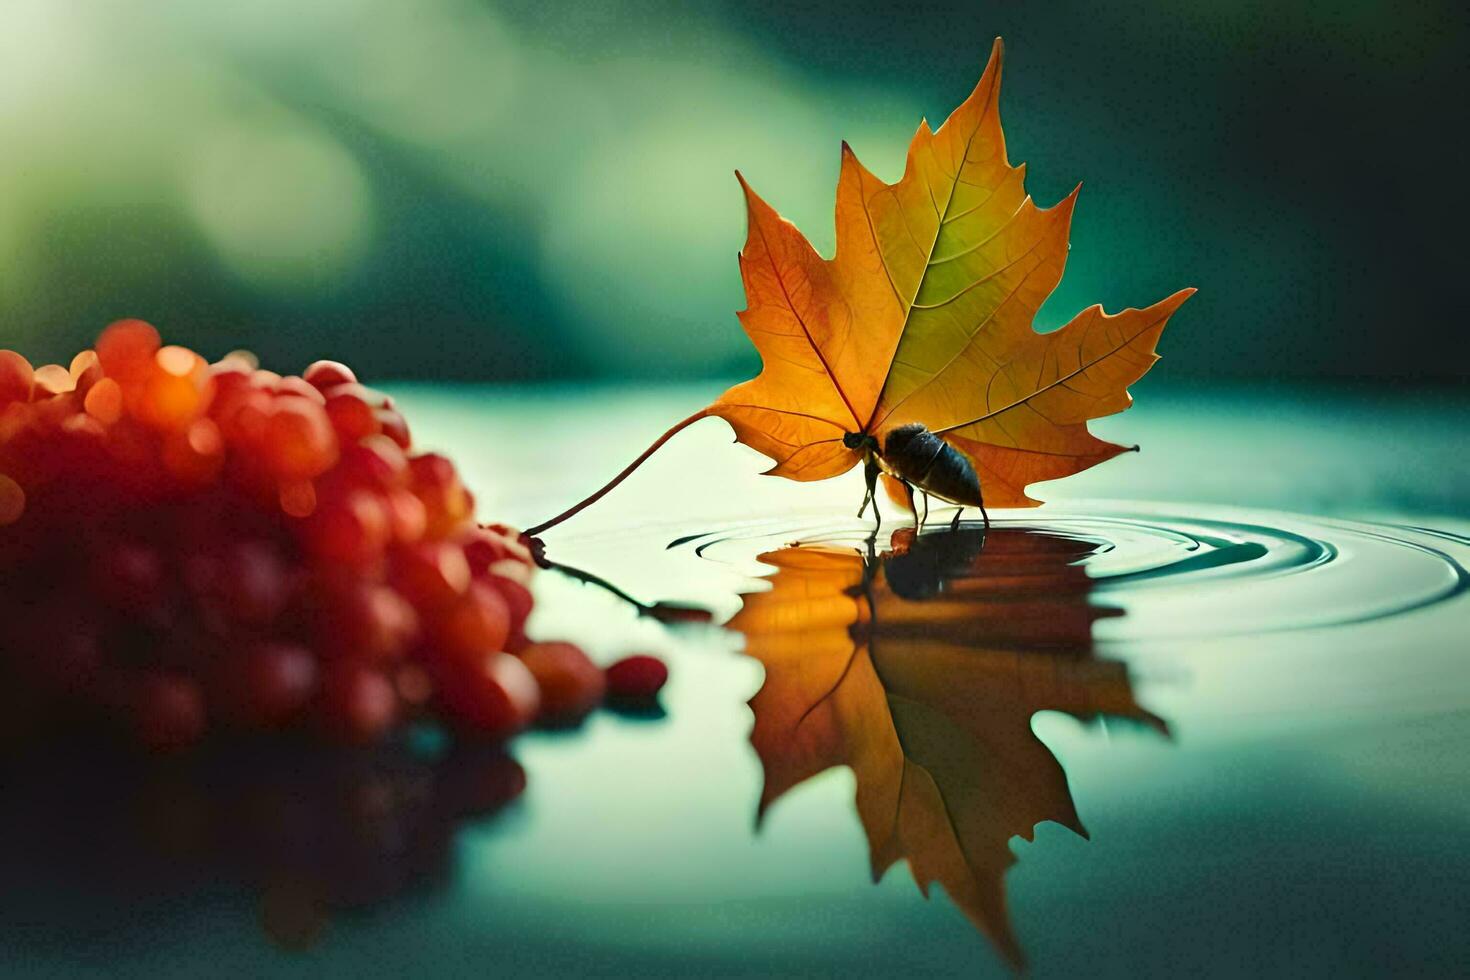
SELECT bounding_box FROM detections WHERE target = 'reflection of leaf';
[730,527,1165,966]
[706,39,1192,505]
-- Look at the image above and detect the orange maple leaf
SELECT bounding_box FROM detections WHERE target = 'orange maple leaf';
[529,38,1191,537]
[708,38,1192,519]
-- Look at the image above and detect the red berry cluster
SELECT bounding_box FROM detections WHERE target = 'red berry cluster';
[0,321,666,752]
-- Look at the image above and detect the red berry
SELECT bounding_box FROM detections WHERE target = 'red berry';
[319,661,397,744]
[304,360,357,390]
[313,581,419,663]
[604,655,669,700]
[434,651,538,738]
[324,389,381,441]
[219,642,318,728]
[218,540,295,626]
[376,407,411,448]
[0,327,534,751]
[461,525,533,572]
[519,641,605,723]
[384,488,427,544]
[135,674,207,751]
[91,540,167,613]
[322,382,390,408]
[484,574,534,652]
[0,473,24,527]
[391,540,470,611]
[273,375,326,404]
[303,489,390,566]
[161,418,225,485]
[333,435,408,491]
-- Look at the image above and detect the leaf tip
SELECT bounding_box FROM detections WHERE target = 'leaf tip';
[1160,286,1198,315]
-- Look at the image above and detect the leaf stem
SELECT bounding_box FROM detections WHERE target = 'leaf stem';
[525,409,711,537]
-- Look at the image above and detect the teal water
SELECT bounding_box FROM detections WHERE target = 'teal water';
[2,381,1467,977]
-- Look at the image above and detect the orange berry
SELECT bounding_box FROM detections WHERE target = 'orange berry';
[96,319,161,381]
[278,479,318,518]
[216,387,273,446]
[32,364,74,397]
[434,581,511,661]
[262,398,339,479]
[215,349,259,371]
[161,418,224,485]
[132,346,214,431]
[69,350,103,393]
[410,453,474,537]
[519,641,605,723]
[61,413,106,440]
[0,350,34,404]
[384,488,427,544]
[83,377,123,424]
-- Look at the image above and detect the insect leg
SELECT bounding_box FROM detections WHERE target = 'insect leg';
[920,491,930,529]
[901,480,920,529]
[860,456,882,530]
[977,480,990,528]
[856,454,874,519]
[951,507,962,530]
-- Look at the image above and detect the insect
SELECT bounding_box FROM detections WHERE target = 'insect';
[844,424,989,532]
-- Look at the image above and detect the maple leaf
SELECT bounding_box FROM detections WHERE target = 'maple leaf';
[728,525,1166,967]
[708,38,1193,514]
[526,38,1192,539]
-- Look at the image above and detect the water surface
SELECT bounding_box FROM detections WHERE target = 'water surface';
[3,382,1467,977]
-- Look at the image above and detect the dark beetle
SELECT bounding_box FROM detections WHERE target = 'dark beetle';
[844,423,989,530]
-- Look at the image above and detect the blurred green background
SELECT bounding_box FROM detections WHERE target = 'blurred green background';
[1,0,1464,382]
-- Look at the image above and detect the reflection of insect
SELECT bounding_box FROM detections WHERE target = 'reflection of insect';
[843,423,989,531]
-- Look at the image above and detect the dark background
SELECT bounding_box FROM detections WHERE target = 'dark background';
[2,0,1465,382]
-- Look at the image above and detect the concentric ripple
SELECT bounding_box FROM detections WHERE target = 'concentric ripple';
[666,502,1470,640]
